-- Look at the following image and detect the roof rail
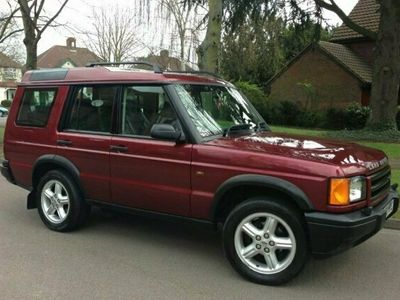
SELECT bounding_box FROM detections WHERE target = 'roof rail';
[166,70,223,79]
[86,61,163,74]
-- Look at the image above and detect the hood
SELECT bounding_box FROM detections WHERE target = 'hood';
[206,131,388,173]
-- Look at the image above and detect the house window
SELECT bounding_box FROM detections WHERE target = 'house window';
[3,68,17,80]
[6,89,16,100]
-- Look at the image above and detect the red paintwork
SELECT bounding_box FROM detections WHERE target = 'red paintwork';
[109,136,192,216]
[4,68,390,221]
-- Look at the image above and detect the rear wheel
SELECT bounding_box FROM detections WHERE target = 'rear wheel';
[36,170,90,232]
[223,198,307,285]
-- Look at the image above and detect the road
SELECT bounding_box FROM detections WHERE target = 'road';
[0,175,399,300]
[0,116,6,127]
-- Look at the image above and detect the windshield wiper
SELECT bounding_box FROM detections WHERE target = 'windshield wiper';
[223,123,252,137]
[256,122,270,132]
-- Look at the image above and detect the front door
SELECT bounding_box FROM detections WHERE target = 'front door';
[110,85,192,216]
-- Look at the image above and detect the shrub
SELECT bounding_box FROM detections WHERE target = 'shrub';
[1,100,12,108]
[235,81,269,120]
[324,107,347,130]
[344,103,370,130]
[324,103,370,130]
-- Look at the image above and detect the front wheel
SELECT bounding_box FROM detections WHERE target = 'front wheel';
[223,198,308,285]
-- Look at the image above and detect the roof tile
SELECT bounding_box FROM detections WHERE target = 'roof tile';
[319,41,372,83]
[0,52,22,68]
[331,0,380,42]
[37,45,102,68]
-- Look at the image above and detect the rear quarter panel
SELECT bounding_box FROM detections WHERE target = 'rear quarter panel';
[4,85,69,188]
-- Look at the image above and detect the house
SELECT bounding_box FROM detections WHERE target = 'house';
[0,52,23,101]
[144,50,194,71]
[37,37,102,68]
[267,0,379,110]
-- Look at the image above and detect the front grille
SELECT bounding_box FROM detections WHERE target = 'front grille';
[370,166,391,201]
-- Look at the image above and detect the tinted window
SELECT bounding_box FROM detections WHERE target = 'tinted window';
[17,89,57,127]
[65,86,117,133]
[121,85,179,137]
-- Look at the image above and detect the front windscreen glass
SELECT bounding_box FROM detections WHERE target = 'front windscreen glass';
[173,84,265,138]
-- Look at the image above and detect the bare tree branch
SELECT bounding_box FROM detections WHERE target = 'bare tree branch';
[315,0,377,40]
[0,0,21,44]
[17,0,70,69]
[83,6,144,62]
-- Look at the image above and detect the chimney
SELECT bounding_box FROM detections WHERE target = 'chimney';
[66,37,76,50]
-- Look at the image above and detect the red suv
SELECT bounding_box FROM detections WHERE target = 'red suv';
[1,62,398,285]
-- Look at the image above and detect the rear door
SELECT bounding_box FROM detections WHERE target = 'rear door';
[109,85,192,216]
[57,85,118,202]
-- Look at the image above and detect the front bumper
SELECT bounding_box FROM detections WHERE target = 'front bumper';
[305,186,399,258]
[1,160,16,184]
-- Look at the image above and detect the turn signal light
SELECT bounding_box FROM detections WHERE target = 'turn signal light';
[329,178,350,206]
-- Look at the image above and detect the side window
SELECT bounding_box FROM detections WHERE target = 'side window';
[121,85,179,137]
[64,85,117,133]
[16,88,57,127]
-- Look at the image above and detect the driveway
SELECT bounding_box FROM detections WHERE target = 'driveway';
[0,175,399,299]
[0,116,6,127]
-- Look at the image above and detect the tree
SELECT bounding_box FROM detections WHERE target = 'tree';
[157,0,205,70]
[0,0,21,44]
[17,0,69,70]
[84,6,143,63]
[221,18,332,87]
[315,0,399,129]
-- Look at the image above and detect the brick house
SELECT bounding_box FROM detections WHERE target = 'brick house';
[144,50,194,71]
[0,52,23,101]
[267,0,378,110]
[37,37,102,68]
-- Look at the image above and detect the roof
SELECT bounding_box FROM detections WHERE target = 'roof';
[37,45,102,68]
[267,41,372,86]
[331,0,380,42]
[318,41,372,83]
[0,52,22,68]
[20,67,231,86]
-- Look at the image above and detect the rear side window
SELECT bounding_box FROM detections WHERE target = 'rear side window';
[16,89,57,127]
[64,85,117,133]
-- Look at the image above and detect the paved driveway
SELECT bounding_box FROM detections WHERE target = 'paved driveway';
[0,116,6,127]
[0,175,399,299]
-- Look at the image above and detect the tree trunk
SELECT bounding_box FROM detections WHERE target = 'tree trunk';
[180,30,186,71]
[367,0,400,130]
[24,39,38,70]
[196,0,222,73]
[19,0,38,70]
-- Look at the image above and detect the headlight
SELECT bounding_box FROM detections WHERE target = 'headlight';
[329,176,366,206]
[349,176,366,202]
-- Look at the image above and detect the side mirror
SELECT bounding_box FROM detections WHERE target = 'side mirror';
[150,124,185,142]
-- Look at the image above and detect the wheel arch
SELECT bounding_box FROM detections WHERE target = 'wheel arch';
[210,174,314,223]
[28,155,84,209]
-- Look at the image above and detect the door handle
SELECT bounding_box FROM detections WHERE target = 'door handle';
[110,145,128,153]
[57,139,72,146]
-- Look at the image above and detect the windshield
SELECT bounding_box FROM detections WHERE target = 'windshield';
[174,84,266,138]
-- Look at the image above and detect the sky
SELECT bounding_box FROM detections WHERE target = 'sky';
[36,0,359,55]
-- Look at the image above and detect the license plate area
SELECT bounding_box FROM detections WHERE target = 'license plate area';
[384,200,394,218]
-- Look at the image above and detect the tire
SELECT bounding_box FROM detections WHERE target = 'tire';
[36,170,91,232]
[223,197,308,285]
